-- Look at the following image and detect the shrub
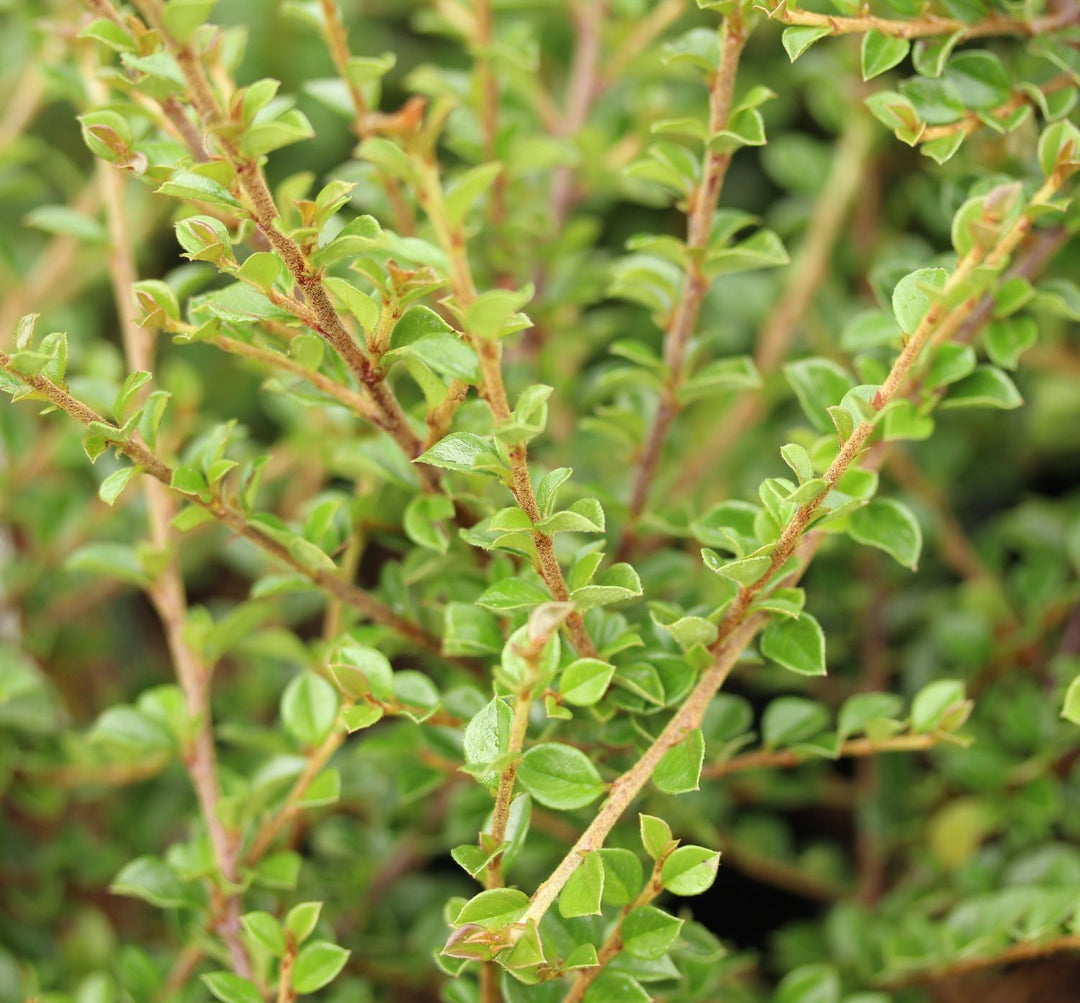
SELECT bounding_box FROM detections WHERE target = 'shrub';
[2,0,1080,1001]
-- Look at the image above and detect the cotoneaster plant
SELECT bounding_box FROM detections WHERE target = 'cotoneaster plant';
[2,1,1080,1003]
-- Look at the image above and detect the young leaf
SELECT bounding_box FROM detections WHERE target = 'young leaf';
[653,728,705,794]
[621,905,684,959]
[517,744,605,810]
[559,851,604,918]
[291,941,351,994]
[660,846,721,896]
[760,613,827,677]
[861,32,910,81]
[848,498,923,570]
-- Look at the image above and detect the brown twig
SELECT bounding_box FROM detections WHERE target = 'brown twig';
[702,732,942,779]
[675,110,873,501]
[620,12,749,551]
[91,67,251,970]
[765,0,1080,39]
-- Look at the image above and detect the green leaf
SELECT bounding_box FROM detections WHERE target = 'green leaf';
[240,912,286,955]
[861,31,910,81]
[784,358,855,432]
[466,284,533,340]
[706,229,789,276]
[760,613,827,677]
[477,578,550,611]
[571,563,643,610]
[292,941,351,994]
[201,973,263,1003]
[463,697,512,780]
[660,845,720,896]
[837,692,904,740]
[621,905,683,959]
[775,965,841,1003]
[157,172,241,210]
[254,852,301,889]
[940,366,1023,410]
[848,498,923,570]
[99,466,140,506]
[403,494,455,554]
[417,433,503,474]
[640,814,673,860]
[583,972,649,1003]
[984,317,1037,370]
[944,50,1011,109]
[654,728,705,794]
[110,857,191,909]
[162,0,218,42]
[782,26,831,62]
[762,696,830,747]
[323,276,379,331]
[25,205,107,243]
[892,267,947,334]
[559,851,604,918]
[1062,675,1080,725]
[445,162,503,226]
[1038,119,1080,177]
[559,658,616,707]
[281,672,339,747]
[443,603,503,656]
[454,888,530,929]
[285,901,322,943]
[517,743,605,810]
[329,645,393,701]
[598,848,643,906]
[912,679,970,733]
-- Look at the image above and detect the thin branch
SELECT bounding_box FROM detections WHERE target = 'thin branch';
[702,732,942,779]
[90,47,252,965]
[674,109,873,500]
[317,0,414,234]
[416,160,597,658]
[114,0,438,490]
[561,857,665,1003]
[710,175,1060,648]
[549,0,606,225]
[620,12,749,550]
[507,175,1067,943]
[0,353,453,659]
[881,933,1080,989]
[763,0,1080,39]
[512,614,765,935]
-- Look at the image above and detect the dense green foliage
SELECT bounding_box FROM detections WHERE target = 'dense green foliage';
[3,0,1080,1001]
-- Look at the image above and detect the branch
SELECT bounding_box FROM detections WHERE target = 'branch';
[711,175,1060,647]
[0,354,454,660]
[91,76,251,970]
[674,109,873,500]
[620,11,749,549]
[316,0,415,234]
[512,614,765,935]
[763,0,1080,39]
[881,933,1080,989]
[113,0,439,490]
[561,856,665,1003]
[702,732,942,779]
[416,160,598,658]
[508,175,1067,943]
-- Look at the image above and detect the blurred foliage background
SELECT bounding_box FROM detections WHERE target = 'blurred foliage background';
[2,0,1080,1001]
